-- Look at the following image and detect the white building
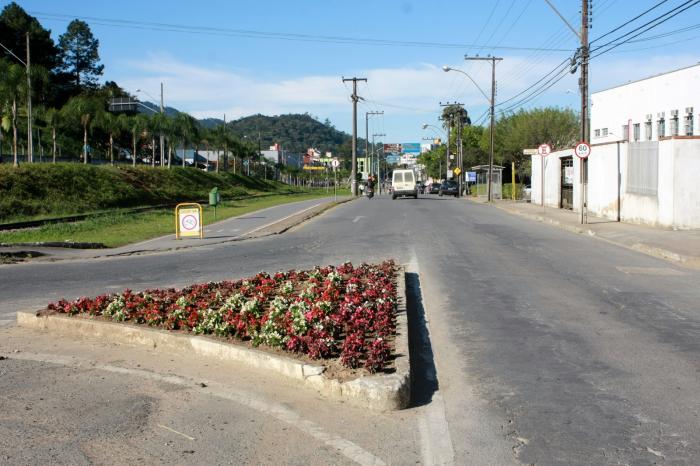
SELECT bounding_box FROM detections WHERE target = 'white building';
[591,62,700,144]
[531,63,700,230]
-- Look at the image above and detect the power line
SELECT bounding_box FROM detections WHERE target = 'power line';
[591,0,700,59]
[496,57,571,107]
[590,0,671,44]
[32,11,572,52]
[591,0,698,52]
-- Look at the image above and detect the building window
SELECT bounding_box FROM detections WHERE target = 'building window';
[657,118,665,138]
[594,129,600,138]
[645,121,652,140]
[602,128,608,137]
[633,123,640,141]
[685,114,694,136]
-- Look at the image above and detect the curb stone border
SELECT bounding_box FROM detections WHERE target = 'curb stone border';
[15,267,410,411]
[488,202,699,267]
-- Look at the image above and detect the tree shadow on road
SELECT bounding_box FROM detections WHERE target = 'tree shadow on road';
[406,271,439,407]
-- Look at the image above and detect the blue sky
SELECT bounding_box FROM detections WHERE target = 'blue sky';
[10,0,700,143]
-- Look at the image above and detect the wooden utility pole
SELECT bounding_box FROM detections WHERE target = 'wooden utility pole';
[580,0,590,224]
[342,77,367,196]
[464,56,502,202]
[26,33,33,163]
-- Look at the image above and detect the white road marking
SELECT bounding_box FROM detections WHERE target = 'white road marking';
[408,252,455,466]
[217,229,225,233]
[352,216,365,223]
[616,266,685,276]
[158,424,195,440]
[245,202,323,235]
[8,352,385,466]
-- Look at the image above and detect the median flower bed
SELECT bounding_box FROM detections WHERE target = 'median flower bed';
[44,260,398,373]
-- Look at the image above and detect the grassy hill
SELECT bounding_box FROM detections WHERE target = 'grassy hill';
[0,164,296,222]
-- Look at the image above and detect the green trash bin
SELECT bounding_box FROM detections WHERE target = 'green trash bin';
[209,187,219,206]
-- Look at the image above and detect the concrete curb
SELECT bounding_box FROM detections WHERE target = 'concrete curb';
[15,267,410,411]
[491,203,700,267]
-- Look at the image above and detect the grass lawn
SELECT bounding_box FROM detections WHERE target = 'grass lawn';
[0,192,338,247]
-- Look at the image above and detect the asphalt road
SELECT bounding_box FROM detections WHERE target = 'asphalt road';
[1,194,699,465]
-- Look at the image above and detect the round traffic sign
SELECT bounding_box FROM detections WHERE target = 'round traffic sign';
[538,143,552,156]
[331,159,340,168]
[181,214,199,231]
[574,141,591,159]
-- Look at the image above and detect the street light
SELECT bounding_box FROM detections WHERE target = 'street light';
[444,64,495,201]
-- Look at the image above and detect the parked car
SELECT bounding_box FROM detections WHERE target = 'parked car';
[391,169,418,199]
[428,182,441,194]
[439,180,459,197]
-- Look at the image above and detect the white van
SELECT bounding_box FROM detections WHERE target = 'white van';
[391,169,418,200]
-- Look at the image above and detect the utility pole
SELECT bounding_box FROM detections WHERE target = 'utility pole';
[372,132,385,188]
[365,111,383,177]
[440,102,464,185]
[26,33,33,164]
[544,0,589,224]
[342,77,367,196]
[580,0,590,224]
[464,55,502,202]
[160,82,165,167]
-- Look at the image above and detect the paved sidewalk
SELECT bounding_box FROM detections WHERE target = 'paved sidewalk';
[1,197,351,263]
[469,197,700,268]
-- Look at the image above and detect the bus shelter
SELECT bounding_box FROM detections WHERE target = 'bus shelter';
[471,165,504,199]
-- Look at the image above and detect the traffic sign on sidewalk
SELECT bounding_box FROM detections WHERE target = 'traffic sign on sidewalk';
[538,143,552,156]
[574,141,591,159]
[453,167,462,176]
[331,159,340,168]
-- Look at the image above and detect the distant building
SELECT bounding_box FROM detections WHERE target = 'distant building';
[591,62,700,143]
[261,144,303,168]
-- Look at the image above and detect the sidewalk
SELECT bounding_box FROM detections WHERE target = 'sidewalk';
[470,197,700,268]
[0,197,351,263]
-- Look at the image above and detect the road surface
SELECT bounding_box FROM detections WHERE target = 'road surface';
[2,194,699,465]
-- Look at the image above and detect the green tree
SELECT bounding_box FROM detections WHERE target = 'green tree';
[0,61,26,166]
[96,111,127,165]
[129,113,149,166]
[0,2,60,78]
[480,107,579,176]
[57,19,104,90]
[42,107,60,163]
[62,95,101,163]
[173,113,198,168]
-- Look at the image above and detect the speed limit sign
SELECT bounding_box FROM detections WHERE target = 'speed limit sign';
[574,141,591,159]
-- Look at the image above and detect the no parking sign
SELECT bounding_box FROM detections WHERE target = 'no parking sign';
[175,203,204,239]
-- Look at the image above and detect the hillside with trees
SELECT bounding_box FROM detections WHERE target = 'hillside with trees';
[0,2,359,171]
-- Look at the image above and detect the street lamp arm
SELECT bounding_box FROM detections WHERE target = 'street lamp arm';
[443,66,490,104]
[422,123,447,140]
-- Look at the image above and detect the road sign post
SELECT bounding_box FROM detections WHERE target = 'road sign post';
[537,144,552,207]
[574,142,591,224]
[331,159,340,202]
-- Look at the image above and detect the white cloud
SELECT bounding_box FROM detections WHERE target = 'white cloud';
[111,52,700,138]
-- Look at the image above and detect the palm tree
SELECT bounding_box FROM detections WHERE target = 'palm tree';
[62,96,100,164]
[43,108,60,163]
[173,113,198,168]
[0,62,26,167]
[96,111,123,165]
[129,114,149,166]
